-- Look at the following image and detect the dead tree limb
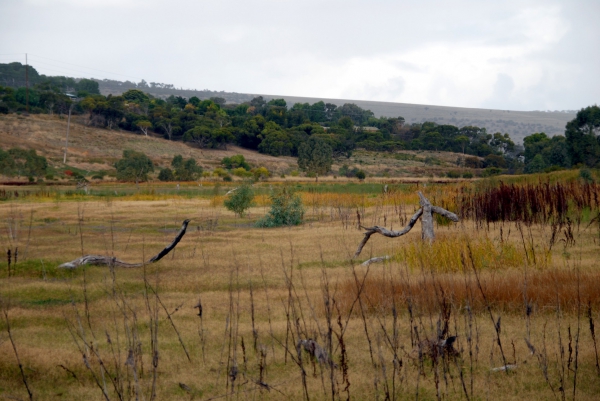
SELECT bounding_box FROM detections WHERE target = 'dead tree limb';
[353,208,423,258]
[353,192,459,258]
[59,219,191,269]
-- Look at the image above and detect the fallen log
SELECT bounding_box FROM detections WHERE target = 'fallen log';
[58,219,191,269]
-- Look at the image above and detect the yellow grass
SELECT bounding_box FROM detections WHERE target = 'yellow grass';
[0,190,599,400]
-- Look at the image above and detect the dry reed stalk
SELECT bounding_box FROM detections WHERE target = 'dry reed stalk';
[3,306,34,401]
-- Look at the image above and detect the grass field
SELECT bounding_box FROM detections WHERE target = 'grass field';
[1,177,599,400]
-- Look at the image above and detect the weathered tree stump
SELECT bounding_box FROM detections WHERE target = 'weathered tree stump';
[58,219,191,269]
[354,192,458,258]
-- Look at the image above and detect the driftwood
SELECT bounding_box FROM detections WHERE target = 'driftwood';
[354,192,458,258]
[58,219,191,269]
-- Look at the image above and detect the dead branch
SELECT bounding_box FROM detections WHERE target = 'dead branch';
[353,192,459,258]
[59,219,191,269]
[353,208,423,258]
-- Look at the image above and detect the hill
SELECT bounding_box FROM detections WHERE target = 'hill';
[0,62,576,144]
[0,114,472,180]
[95,80,575,143]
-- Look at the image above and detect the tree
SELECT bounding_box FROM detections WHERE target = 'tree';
[297,137,333,176]
[136,120,152,136]
[525,154,547,174]
[77,79,100,95]
[224,184,255,217]
[115,150,154,185]
[258,128,294,156]
[183,126,234,149]
[170,154,202,181]
[455,135,469,154]
[565,105,600,167]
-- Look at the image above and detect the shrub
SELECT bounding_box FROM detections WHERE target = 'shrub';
[222,155,250,170]
[45,174,54,180]
[158,168,175,181]
[232,167,252,178]
[482,167,502,177]
[213,168,228,178]
[223,175,233,182]
[580,168,594,183]
[355,170,366,180]
[224,184,255,217]
[91,174,104,180]
[255,188,305,227]
[446,170,461,178]
[462,172,473,179]
[252,167,270,181]
[114,150,154,182]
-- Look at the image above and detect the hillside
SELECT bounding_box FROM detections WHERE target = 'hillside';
[0,114,471,179]
[0,114,296,175]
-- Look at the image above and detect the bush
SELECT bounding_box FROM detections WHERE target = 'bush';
[482,167,502,177]
[580,168,594,183]
[114,150,154,182]
[158,168,175,181]
[355,170,366,180]
[222,155,250,170]
[213,168,228,178]
[232,167,252,178]
[446,170,461,178]
[252,167,270,181]
[224,184,255,217]
[45,174,54,180]
[255,188,305,228]
[462,172,473,179]
[223,175,232,182]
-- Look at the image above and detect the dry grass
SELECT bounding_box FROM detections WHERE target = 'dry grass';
[0,189,599,400]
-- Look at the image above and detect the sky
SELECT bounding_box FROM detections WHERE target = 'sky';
[0,0,598,111]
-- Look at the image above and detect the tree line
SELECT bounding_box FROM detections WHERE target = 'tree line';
[1,62,598,176]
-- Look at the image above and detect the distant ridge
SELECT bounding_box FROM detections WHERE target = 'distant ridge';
[97,79,574,144]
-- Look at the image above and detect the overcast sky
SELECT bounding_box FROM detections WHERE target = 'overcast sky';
[1,0,598,111]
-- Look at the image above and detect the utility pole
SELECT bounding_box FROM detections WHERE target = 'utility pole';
[25,53,29,113]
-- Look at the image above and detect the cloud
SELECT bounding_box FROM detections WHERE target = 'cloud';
[1,0,597,110]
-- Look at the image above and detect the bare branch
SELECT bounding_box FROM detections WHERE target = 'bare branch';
[353,208,423,258]
[59,219,191,269]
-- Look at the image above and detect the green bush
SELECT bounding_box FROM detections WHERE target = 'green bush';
[222,154,250,170]
[482,167,503,177]
[223,175,233,182]
[355,170,366,180]
[255,188,305,228]
[446,170,461,178]
[223,184,255,217]
[462,172,473,179]
[114,150,154,182]
[158,168,175,181]
[580,168,594,183]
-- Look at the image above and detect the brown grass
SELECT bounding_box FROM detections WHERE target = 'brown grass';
[0,190,599,400]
